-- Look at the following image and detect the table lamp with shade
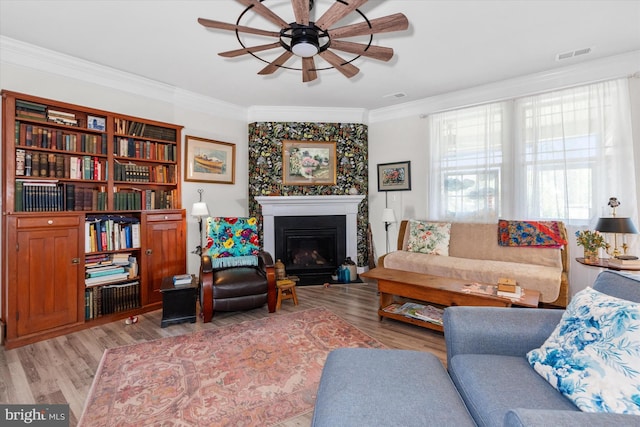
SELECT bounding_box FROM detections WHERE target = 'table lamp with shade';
[595,197,638,258]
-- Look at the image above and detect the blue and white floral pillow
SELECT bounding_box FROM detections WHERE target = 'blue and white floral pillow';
[527,287,640,414]
[406,220,451,256]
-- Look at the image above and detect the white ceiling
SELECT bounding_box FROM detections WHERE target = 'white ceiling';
[1,0,640,111]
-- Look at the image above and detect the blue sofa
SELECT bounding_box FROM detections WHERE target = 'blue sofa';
[312,271,640,426]
[445,270,640,426]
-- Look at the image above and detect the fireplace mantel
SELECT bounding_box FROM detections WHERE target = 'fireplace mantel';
[256,195,365,268]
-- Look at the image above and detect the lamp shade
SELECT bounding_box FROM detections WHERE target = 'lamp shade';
[191,202,209,217]
[382,208,396,224]
[595,217,638,234]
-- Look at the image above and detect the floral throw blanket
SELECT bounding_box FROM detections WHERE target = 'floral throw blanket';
[204,217,260,268]
[498,219,567,247]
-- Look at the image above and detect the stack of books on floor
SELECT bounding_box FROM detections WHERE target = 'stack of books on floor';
[382,302,444,326]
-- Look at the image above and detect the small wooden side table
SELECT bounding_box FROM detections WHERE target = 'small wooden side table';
[276,278,299,310]
[160,275,197,328]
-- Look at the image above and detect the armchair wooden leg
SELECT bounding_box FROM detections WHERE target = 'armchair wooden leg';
[266,265,277,313]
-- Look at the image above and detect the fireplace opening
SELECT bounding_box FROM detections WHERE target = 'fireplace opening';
[275,215,346,285]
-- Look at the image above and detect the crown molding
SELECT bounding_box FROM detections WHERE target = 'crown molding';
[0,36,245,120]
[247,105,368,124]
[369,50,640,123]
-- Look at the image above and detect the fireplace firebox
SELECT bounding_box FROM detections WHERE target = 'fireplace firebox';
[274,215,346,285]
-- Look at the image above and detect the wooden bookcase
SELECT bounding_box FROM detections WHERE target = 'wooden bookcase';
[1,90,186,349]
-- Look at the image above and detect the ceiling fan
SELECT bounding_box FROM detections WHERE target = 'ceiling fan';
[198,0,409,82]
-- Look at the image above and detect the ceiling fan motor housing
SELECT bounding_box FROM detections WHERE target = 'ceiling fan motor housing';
[290,25,321,57]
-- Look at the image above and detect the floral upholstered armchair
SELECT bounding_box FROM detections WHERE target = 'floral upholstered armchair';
[199,217,276,322]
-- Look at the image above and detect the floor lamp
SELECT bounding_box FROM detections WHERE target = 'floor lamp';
[382,208,397,253]
[191,189,209,256]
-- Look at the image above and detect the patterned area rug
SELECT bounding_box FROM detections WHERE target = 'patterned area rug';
[79,308,385,426]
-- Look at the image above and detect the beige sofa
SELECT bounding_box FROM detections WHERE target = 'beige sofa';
[380,220,569,306]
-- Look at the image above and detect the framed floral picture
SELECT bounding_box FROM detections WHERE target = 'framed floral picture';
[377,161,411,191]
[184,135,235,184]
[282,140,336,185]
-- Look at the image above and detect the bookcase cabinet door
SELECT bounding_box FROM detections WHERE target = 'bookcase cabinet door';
[142,211,186,305]
[7,215,84,339]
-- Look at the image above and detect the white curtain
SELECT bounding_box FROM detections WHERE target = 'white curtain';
[428,102,508,222]
[513,79,637,228]
[429,79,638,294]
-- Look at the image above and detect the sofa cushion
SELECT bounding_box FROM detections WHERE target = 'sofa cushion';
[382,251,562,303]
[312,348,475,427]
[527,287,640,415]
[449,354,578,427]
[406,220,451,255]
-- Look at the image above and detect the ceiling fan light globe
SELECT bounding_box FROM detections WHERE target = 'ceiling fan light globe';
[292,42,319,57]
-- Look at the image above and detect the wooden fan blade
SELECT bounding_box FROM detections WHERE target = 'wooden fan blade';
[329,13,409,39]
[219,42,283,58]
[236,0,288,28]
[318,50,359,78]
[302,57,317,82]
[292,0,309,25]
[329,40,393,61]
[315,0,368,30]
[198,18,280,37]
[258,50,294,75]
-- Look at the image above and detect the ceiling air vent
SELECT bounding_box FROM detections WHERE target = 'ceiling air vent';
[383,92,407,99]
[556,47,592,61]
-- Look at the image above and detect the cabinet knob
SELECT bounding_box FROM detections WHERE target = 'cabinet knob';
[146,249,153,255]
[47,220,54,225]
[72,258,80,264]
[164,215,169,220]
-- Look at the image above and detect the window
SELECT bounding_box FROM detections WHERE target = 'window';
[429,102,507,220]
[429,79,636,226]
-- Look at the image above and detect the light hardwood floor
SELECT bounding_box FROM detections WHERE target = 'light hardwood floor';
[0,281,446,426]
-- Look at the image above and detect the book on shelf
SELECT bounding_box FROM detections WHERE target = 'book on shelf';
[85,272,131,286]
[85,266,126,278]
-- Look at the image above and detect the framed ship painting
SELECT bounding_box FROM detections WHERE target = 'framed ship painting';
[185,135,235,184]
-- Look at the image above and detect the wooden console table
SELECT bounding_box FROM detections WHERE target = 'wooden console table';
[361,268,540,332]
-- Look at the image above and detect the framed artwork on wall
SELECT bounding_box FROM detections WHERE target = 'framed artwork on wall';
[377,161,411,191]
[184,135,235,184]
[282,140,337,185]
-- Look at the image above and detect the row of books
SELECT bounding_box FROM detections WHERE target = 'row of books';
[15,122,106,153]
[15,99,47,121]
[114,118,177,142]
[113,188,178,210]
[14,181,108,212]
[115,137,177,161]
[113,160,176,183]
[85,217,141,253]
[16,150,106,180]
[382,302,444,326]
[85,281,140,320]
